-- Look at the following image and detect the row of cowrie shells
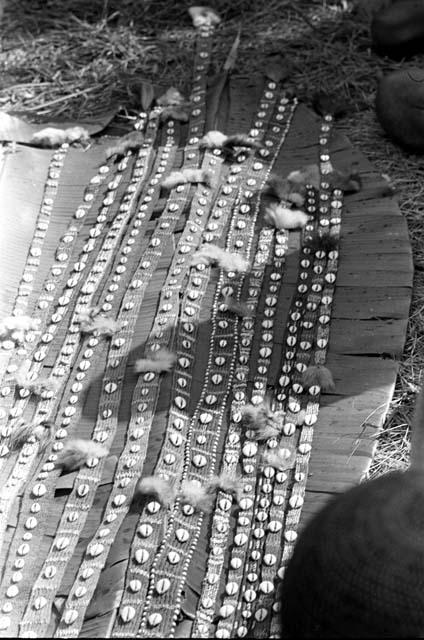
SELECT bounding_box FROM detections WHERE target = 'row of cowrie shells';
[17,125,183,637]
[0,121,174,637]
[270,290,342,633]
[94,153,228,638]
[9,145,69,322]
[0,125,160,530]
[268,118,343,639]
[248,188,325,639]
[230,137,341,637]
[136,92,298,638]
[0,117,155,445]
[155,99,298,640]
[228,181,330,636]
[111,147,268,636]
[192,231,278,639]
[252,184,330,639]
[52,25,219,639]
[117,82,286,639]
[192,97,298,638]
[0,131,125,393]
[113,87,293,634]
[0,143,69,451]
[0,157,126,454]
[213,231,288,639]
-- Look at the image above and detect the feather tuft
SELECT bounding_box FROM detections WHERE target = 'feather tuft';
[265,174,291,200]
[9,419,53,451]
[263,447,295,470]
[161,171,186,189]
[287,164,321,190]
[0,315,39,343]
[84,316,122,336]
[136,475,176,507]
[265,173,306,207]
[224,133,261,151]
[31,126,89,148]
[180,480,215,513]
[156,87,186,107]
[264,202,309,230]
[223,295,250,317]
[240,400,284,441]
[331,167,362,193]
[199,130,228,148]
[160,107,189,123]
[105,131,144,159]
[307,233,338,253]
[302,365,335,392]
[206,472,242,502]
[134,348,176,374]
[313,91,348,118]
[14,370,60,396]
[182,168,213,187]
[199,130,260,154]
[188,6,221,28]
[162,168,213,190]
[191,244,249,273]
[76,309,122,336]
[57,439,108,472]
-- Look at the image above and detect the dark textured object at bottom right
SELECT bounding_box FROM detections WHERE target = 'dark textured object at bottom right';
[376,67,424,152]
[371,0,424,58]
[280,469,424,638]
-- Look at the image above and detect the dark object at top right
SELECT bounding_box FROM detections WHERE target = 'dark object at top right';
[371,0,424,59]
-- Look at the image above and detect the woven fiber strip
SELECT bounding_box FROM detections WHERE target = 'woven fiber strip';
[0,118,164,637]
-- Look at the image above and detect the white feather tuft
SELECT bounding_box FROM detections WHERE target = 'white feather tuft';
[182,168,213,187]
[14,370,60,397]
[156,87,186,107]
[57,439,108,472]
[136,475,176,507]
[263,447,294,471]
[31,126,89,148]
[160,107,189,123]
[224,133,261,150]
[76,309,122,336]
[199,130,259,153]
[199,130,228,148]
[287,164,321,189]
[161,171,186,189]
[0,315,39,343]
[162,168,212,189]
[105,131,144,159]
[134,348,176,374]
[264,202,309,230]
[188,6,221,28]
[191,244,249,273]
[180,479,214,513]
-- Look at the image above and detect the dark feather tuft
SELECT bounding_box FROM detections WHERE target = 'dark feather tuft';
[313,91,348,118]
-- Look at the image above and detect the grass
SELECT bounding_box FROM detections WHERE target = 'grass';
[1,0,423,477]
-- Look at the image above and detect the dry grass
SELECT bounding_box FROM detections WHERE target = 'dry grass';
[1,0,423,477]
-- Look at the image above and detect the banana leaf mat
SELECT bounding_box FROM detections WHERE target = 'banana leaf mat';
[0,12,413,640]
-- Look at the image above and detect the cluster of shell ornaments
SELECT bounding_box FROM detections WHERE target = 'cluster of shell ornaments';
[0,5,342,639]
